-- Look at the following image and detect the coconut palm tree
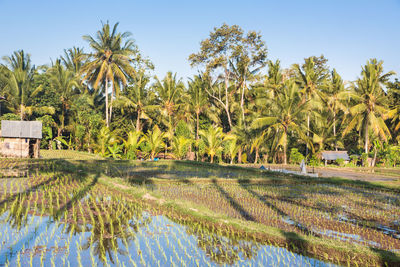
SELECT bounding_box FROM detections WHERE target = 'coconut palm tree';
[61,47,85,74]
[187,75,209,140]
[81,22,137,127]
[0,50,53,119]
[171,136,192,160]
[322,69,348,150]
[144,125,166,160]
[200,125,225,163]
[154,72,184,127]
[47,60,79,136]
[293,57,327,155]
[123,130,143,159]
[343,59,395,154]
[251,80,308,164]
[113,71,156,131]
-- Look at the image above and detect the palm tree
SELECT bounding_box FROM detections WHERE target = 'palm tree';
[95,126,118,157]
[200,125,225,163]
[113,71,155,131]
[322,69,348,150]
[343,59,395,154]
[123,130,143,159]
[144,125,166,160]
[154,72,184,127]
[61,47,85,74]
[224,135,240,164]
[293,57,327,155]
[171,136,192,160]
[81,22,137,127]
[252,80,308,164]
[188,75,209,140]
[47,61,79,136]
[0,50,53,119]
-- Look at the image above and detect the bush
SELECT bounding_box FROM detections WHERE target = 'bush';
[361,153,369,167]
[336,158,345,166]
[308,155,320,167]
[289,148,304,164]
[175,120,191,139]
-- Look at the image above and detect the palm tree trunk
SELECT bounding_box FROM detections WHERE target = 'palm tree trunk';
[306,113,310,155]
[238,147,242,164]
[109,84,114,125]
[364,119,369,154]
[240,78,246,128]
[224,69,233,130]
[20,104,24,120]
[333,111,337,151]
[136,109,141,131]
[105,78,109,127]
[196,111,200,140]
[254,148,259,164]
[210,154,214,163]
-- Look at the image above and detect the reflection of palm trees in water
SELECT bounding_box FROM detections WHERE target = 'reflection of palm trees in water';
[66,198,151,264]
[5,196,29,231]
[184,226,257,265]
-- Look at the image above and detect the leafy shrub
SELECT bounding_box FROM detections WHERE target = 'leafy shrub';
[175,120,191,138]
[289,148,304,164]
[361,153,369,167]
[336,158,345,166]
[308,155,320,167]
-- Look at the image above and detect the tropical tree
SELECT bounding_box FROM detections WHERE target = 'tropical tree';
[187,75,209,140]
[123,130,143,159]
[171,136,192,160]
[322,69,348,150]
[200,125,225,163]
[293,56,328,155]
[95,126,118,157]
[114,71,155,131]
[343,59,395,154]
[0,50,53,119]
[144,125,166,160]
[47,60,79,136]
[252,80,308,164]
[153,71,184,127]
[81,21,138,127]
[61,47,85,75]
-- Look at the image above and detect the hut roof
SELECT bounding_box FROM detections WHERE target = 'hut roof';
[0,120,42,139]
[321,151,350,161]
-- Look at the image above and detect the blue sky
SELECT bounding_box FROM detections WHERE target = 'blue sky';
[0,0,399,82]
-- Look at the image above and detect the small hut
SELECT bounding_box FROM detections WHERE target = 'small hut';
[321,151,350,166]
[0,120,42,158]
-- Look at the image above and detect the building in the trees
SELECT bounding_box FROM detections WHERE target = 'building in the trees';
[0,120,42,158]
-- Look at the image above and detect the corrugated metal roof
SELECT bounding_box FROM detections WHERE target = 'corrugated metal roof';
[0,120,42,139]
[321,151,350,161]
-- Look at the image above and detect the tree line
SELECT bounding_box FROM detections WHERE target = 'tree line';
[1,22,400,166]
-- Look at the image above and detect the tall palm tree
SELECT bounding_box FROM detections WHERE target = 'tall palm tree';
[0,50,53,119]
[322,69,348,150]
[252,80,308,164]
[154,72,184,127]
[47,61,79,136]
[200,125,225,163]
[61,47,85,74]
[293,57,327,155]
[81,22,137,127]
[114,71,156,131]
[343,59,395,154]
[188,75,209,140]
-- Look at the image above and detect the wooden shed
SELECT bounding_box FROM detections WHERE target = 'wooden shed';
[0,120,42,158]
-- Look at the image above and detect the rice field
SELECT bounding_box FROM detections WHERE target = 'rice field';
[0,156,399,266]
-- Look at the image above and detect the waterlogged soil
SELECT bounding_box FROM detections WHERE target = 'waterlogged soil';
[150,181,400,252]
[0,161,338,267]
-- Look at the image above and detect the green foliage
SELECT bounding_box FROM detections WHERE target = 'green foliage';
[175,120,191,138]
[0,113,20,127]
[361,153,369,167]
[171,136,192,160]
[289,148,304,164]
[308,155,321,167]
[335,158,345,166]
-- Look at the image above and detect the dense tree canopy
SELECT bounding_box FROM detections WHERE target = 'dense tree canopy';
[1,22,399,166]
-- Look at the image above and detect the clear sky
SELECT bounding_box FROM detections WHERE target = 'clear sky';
[0,0,399,82]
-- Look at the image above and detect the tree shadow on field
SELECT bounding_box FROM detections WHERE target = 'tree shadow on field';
[237,180,315,236]
[211,178,256,222]
[369,247,400,266]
